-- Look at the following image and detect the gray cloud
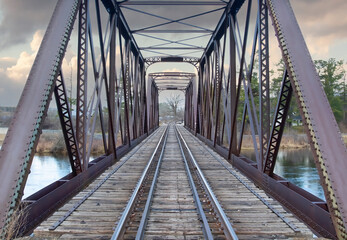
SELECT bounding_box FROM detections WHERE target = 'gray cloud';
[0,0,56,49]
[0,70,24,106]
[291,0,347,39]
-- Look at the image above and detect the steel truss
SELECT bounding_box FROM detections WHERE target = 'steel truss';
[0,0,155,236]
[185,0,347,238]
[149,72,195,91]
[0,0,346,239]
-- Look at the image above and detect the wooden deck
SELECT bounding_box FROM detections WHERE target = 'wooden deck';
[32,125,315,239]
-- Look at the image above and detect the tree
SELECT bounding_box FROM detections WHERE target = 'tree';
[270,59,285,102]
[270,59,300,128]
[166,94,183,117]
[315,58,345,122]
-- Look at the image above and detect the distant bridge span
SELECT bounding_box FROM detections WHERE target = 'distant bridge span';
[0,0,346,239]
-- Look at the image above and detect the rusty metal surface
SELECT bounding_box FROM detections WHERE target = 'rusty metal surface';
[263,70,292,175]
[16,128,156,236]
[149,72,194,91]
[0,0,80,234]
[189,128,336,238]
[54,72,82,175]
[268,0,347,237]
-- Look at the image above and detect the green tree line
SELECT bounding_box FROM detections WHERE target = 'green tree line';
[242,58,346,130]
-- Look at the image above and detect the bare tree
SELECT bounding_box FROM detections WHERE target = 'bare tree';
[166,94,183,117]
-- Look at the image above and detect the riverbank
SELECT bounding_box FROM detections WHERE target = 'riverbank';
[241,134,310,149]
[0,131,107,154]
[0,131,346,153]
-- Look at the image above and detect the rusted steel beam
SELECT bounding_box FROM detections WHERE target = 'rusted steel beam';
[0,0,80,235]
[108,14,117,155]
[54,72,82,175]
[268,0,347,237]
[95,0,117,156]
[16,128,156,236]
[258,0,270,169]
[188,128,336,238]
[263,70,292,175]
[76,0,89,171]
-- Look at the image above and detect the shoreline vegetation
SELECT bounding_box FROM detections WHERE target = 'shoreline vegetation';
[1,131,346,154]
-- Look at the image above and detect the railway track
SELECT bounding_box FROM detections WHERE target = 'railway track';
[177,126,313,239]
[112,124,236,239]
[34,127,166,238]
[34,124,314,239]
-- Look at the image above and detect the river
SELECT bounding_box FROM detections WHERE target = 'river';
[19,148,325,200]
[0,127,325,200]
[242,148,325,200]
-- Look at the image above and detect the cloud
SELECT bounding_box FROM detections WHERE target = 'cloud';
[0,69,24,106]
[6,30,43,83]
[0,0,56,49]
[291,0,347,57]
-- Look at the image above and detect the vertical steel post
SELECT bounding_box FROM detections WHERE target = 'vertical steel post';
[119,36,131,146]
[228,14,238,158]
[76,0,89,171]
[95,0,116,157]
[108,13,116,155]
[213,40,221,146]
[258,0,270,169]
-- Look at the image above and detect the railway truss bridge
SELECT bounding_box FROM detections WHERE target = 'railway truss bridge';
[0,0,346,239]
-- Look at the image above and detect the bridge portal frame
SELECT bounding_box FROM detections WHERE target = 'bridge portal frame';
[185,0,347,238]
[0,0,157,237]
[0,0,346,239]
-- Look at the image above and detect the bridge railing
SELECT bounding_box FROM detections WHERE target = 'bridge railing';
[184,0,347,238]
[0,0,158,237]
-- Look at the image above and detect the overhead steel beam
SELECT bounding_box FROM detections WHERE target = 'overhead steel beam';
[133,29,212,34]
[122,5,218,32]
[200,0,245,64]
[101,0,144,63]
[145,56,199,63]
[120,1,227,6]
[140,47,204,50]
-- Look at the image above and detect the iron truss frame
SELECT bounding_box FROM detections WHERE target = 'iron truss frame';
[185,0,347,238]
[149,72,195,91]
[0,0,156,236]
[0,0,346,239]
[145,56,199,70]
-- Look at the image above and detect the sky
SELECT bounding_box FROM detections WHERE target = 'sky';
[0,0,346,107]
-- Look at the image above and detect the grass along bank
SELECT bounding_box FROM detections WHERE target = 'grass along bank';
[1,131,346,153]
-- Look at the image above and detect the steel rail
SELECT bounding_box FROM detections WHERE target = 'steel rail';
[180,126,299,232]
[111,125,169,240]
[48,127,163,230]
[134,125,169,239]
[173,125,214,240]
[176,126,238,240]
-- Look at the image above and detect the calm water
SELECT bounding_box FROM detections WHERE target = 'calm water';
[20,148,325,200]
[23,154,71,198]
[242,148,325,200]
[0,125,325,200]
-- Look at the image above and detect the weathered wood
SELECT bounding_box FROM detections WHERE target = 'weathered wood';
[178,126,314,238]
[33,126,315,239]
